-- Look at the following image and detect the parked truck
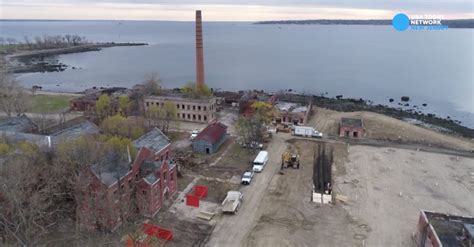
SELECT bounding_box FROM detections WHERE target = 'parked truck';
[293,126,323,138]
[222,191,243,214]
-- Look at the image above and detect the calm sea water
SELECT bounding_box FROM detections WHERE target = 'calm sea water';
[1,21,473,127]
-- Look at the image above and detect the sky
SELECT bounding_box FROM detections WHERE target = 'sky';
[1,0,473,21]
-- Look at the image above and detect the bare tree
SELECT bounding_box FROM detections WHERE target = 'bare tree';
[143,73,161,95]
[0,71,26,117]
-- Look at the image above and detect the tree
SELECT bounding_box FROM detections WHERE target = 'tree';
[251,101,278,124]
[0,71,30,116]
[143,73,161,95]
[161,101,177,133]
[96,94,111,119]
[145,101,177,133]
[181,82,213,98]
[118,95,130,116]
[235,116,266,151]
[100,114,145,139]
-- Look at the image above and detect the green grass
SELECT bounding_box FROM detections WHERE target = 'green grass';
[29,94,75,113]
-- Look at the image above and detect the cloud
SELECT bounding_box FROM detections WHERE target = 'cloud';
[1,0,473,20]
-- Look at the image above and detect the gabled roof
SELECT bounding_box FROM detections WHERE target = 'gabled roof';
[193,122,227,144]
[0,131,50,147]
[90,152,131,187]
[51,121,100,145]
[133,128,171,153]
[0,115,37,133]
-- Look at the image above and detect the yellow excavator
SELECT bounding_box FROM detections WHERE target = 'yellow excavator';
[281,147,300,169]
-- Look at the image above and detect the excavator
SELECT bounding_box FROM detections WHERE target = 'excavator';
[281,146,300,169]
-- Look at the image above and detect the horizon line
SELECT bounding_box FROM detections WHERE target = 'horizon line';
[2,18,473,22]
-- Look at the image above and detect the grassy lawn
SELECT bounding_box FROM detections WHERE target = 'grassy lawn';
[29,94,75,113]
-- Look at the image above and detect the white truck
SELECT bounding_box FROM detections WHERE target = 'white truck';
[222,191,243,214]
[252,151,269,172]
[293,126,323,138]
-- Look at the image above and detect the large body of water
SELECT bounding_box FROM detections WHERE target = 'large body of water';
[1,21,473,127]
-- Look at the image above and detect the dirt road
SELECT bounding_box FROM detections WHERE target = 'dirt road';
[205,135,287,246]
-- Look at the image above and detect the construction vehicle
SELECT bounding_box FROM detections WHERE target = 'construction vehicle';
[281,150,300,169]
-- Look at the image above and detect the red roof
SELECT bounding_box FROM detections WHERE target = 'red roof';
[194,122,227,144]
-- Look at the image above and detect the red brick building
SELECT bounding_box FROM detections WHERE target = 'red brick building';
[339,118,365,138]
[274,101,312,125]
[414,210,474,246]
[239,92,277,118]
[76,128,177,231]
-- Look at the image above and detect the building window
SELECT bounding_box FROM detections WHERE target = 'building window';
[283,116,286,122]
[198,115,201,121]
[198,106,201,111]
[177,104,179,109]
[182,104,185,109]
[204,115,207,121]
[187,105,190,110]
[193,105,196,110]
[146,102,150,107]
[300,118,304,123]
[182,113,185,119]
[177,113,180,118]
[193,114,196,120]
[204,106,207,111]
[187,114,190,119]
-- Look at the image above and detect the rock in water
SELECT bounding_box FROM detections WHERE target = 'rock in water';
[401,96,410,102]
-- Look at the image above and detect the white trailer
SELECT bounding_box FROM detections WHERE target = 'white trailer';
[293,126,323,138]
[222,191,243,214]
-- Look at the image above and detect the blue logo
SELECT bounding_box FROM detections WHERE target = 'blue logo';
[392,13,448,31]
[392,13,410,31]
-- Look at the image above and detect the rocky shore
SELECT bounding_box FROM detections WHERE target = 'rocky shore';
[4,42,147,73]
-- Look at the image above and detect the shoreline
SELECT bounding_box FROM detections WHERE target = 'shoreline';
[2,42,147,73]
[215,91,474,139]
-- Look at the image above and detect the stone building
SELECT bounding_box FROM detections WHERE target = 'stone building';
[144,95,217,123]
[339,118,365,138]
[76,128,177,231]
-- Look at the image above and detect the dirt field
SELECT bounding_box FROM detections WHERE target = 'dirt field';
[336,145,474,246]
[308,107,474,151]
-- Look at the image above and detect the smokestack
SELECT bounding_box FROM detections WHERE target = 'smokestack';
[195,10,205,88]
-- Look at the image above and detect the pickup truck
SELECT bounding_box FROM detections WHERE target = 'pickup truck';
[222,191,243,214]
[241,170,254,185]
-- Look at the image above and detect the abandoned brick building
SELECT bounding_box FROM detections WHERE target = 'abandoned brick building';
[414,210,474,246]
[239,92,278,118]
[144,94,218,123]
[274,101,312,126]
[76,128,177,231]
[70,87,131,113]
[339,118,365,138]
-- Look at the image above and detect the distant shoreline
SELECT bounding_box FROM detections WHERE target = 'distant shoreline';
[254,19,474,28]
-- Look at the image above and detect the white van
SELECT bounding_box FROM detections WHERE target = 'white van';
[252,151,269,172]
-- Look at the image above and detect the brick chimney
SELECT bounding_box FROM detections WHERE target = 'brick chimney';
[195,10,205,88]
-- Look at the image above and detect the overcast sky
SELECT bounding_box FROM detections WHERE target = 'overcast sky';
[1,0,473,21]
